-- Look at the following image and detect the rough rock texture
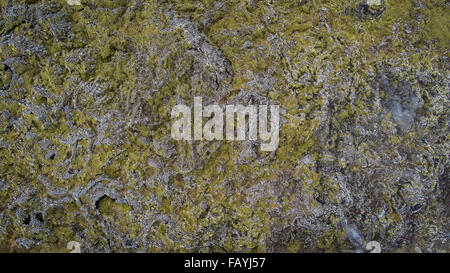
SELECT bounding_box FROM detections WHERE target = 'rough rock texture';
[0,0,448,252]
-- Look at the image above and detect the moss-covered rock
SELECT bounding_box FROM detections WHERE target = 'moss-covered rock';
[0,0,448,252]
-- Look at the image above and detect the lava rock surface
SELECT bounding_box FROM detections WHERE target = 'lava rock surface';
[0,0,448,252]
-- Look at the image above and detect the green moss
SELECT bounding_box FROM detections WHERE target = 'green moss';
[0,0,447,253]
